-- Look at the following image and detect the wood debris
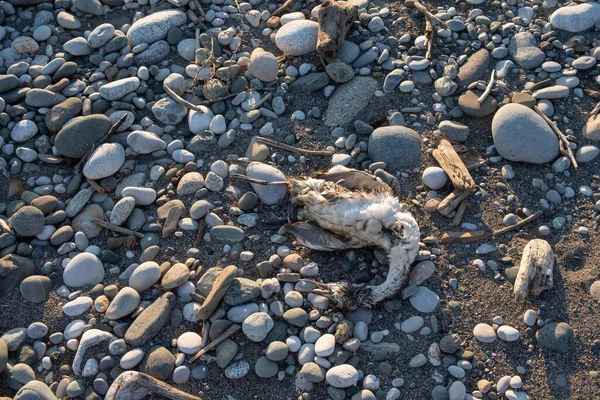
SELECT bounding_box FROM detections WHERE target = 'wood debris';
[533,105,578,169]
[105,371,203,400]
[514,239,554,299]
[316,0,358,59]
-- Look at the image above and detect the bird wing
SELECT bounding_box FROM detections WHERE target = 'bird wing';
[285,221,364,251]
[317,167,392,194]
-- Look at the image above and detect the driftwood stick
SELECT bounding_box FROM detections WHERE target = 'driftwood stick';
[92,218,144,238]
[492,211,542,236]
[272,0,294,16]
[533,106,578,169]
[164,85,206,113]
[316,0,358,59]
[256,136,335,156]
[190,324,241,362]
[106,371,202,400]
[440,231,490,244]
[452,199,467,226]
[86,178,105,194]
[251,92,273,110]
[438,190,471,216]
[230,173,288,186]
[432,140,476,191]
[477,69,496,104]
[425,17,434,60]
[198,92,240,105]
[514,239,554,299]
[405,0,445,27]
[199,321,210,350]
[75,113,129,171]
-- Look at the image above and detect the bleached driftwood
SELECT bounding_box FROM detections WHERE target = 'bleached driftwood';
[105,371,202,400]
[514,239,554,299]
[316,0,358,59]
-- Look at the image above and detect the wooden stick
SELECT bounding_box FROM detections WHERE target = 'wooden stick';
[440,231,490,244]
[272,0,294,16]
[425,17,434,60]
[86,178,105,194]
[190,324,241,362]
[164,84,205,113]
[477,69,496,104]
[432,140,476,192]
[106,371,202,400]
[229,173,288,185]
[92,218,144,238]
[405,0,445,27]
[75,113,129,171]
[533,106,578,169]
[199,321,210,350]
[492,211,542,237]
[452,199,467,226]
[251,92,273,110]
[438,190,471,216]
[256,136,334,156]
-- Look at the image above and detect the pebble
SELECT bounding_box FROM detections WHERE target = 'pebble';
[409,286,439,313]
[326,365,359,388]
[473,323,497,343]
[275,20,319,56]
[243,312,274,342]
[63,253,105,288]
[422,167,448,190]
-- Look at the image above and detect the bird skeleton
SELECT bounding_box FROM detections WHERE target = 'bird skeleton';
[234,165,421,310]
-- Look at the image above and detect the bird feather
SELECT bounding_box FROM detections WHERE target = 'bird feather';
[317,167,392,194]
[285,221,363,251]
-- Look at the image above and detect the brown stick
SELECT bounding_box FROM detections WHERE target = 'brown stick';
[92,218,144,238]
[438,190,471,216]
[425,17,434,60]
[492,211,542,237]
[272,0,294,16]
[432,140,476,192]
[75,113,129,171]
[251,92,273,111]
[190,324,241,362]
[452,199,467,226]
[440,231,490,244]
[533,106,578,169]
[256,136,334,156]
[86,178,105,194]
[164,84,206,113]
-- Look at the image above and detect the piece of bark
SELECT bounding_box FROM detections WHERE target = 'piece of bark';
[438,189,471,216]
[492,211,542,236]
[514,239,554,299]
[105,371,202,400]
[194,265,238,321]
[432,139,476,191]
[439,231,490,244]
[92,218,144,238]
[451,199,467,226]
[162,206,182,238]
[453,144,484,170]
[316,0,358,59]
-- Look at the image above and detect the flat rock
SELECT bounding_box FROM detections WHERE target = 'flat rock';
[10,206,44,237]
[224,278,260,306]
[127,130,167,154]
[83,143,125,180]
[0,255,32,297]
[326,365,358,388]
[248,48,278,82]
[492,103,559,163]
[139,346,175,380]
[473,323,497,343]
[45,97,82,132]
[100,77,140,101]
[458,90,497,117]
[63,253,105,288]
[105,287,140,320]
[324,77,377,127]
[13,381,57,400]
[243,312,274,342]
[509,32,546,69]
[19,275,51,303]
[583,114,600,141]
[368,126,421,170]
[408,286,439,312]
[125,292,176,347]
[129,261,161,292]
[195,265,237,321]
[456,49,491,87]
[536,322,573,353]
[71,204,104,238]
[127,10,187,47]
[55,115,110,158]
[550,3,600,32]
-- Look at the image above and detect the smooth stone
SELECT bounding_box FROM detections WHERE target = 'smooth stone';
[533,85,570,99]
[177,172,205,196]
[120,348,144,369]
[497,325,520,341]
[492,103,559,163]
[63,296,93,316]
[88,23,115,48]
[248,48,278,82]
[245,162,287,205]
[152,97,187,125]
[575,145,599,163]
[161,263,189,289]
[10,206,44,237]
[283,308,309,327]
[408,286,439,312]
[129,261,161,292]
[456,49,491,87]
[125,292,176,346]
[583,114,600,141]
[10,120,38,142]
[100,77,140,101]
[536,322,573,353]
[255,356,278,378]
[139,346,175,380]
[177,332,202,355]
[13,381,57,400]
[45,98,82,133]
[275,20,319,56]
[473,323,497,343]
[63,253,104,288]
[422,167,448,190]
[19,275,51,303]
[242,312,273,342]
[63,37,92,55]
[324,77,377,127]
[326,62,355,83]
[122,187,157,206]
[127,130,167,154]
[188,107,215,134]
[368,126,421,170]
[216,339,238,368]
[105,287,140,320]
[224,278,260,306]
[326,365,359,388]
[550,3,600,32]
[195,266,238,321]
[127,10,187,47]
[509,32,546,69]
[458,90,497,116]
[71,204,104,238]
[314,334,335,357]
[55,115,110,158]
[83,143,125,180]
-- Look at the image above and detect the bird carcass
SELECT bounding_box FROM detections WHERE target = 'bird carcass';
[514,239,554,299]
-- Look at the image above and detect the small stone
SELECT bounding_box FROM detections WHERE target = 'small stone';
[473,323,497,343]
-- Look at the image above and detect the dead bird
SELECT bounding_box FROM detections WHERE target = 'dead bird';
[233,166,420,310]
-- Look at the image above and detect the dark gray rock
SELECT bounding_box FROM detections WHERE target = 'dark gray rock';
[54,115,110,158]
[536,322,573,353]
[125,292,176,347]
[368,126,421,170]
[456,49,491,87]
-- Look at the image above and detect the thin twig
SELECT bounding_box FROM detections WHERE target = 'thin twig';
[492,211,542,237]
[533,106,578,169]
[164,85,205,113]
[477,69,496,104]
[92,218,145,238]
[230,173,288,185]
[190,324,241,362]
[425,17,434,60]
[452,199,467,226]
[75,113,128,171]
[405,0,445,27]
[256,136,335,156]
[251,92,273,110]
[199,321,210,350]
[86,178,105,194]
